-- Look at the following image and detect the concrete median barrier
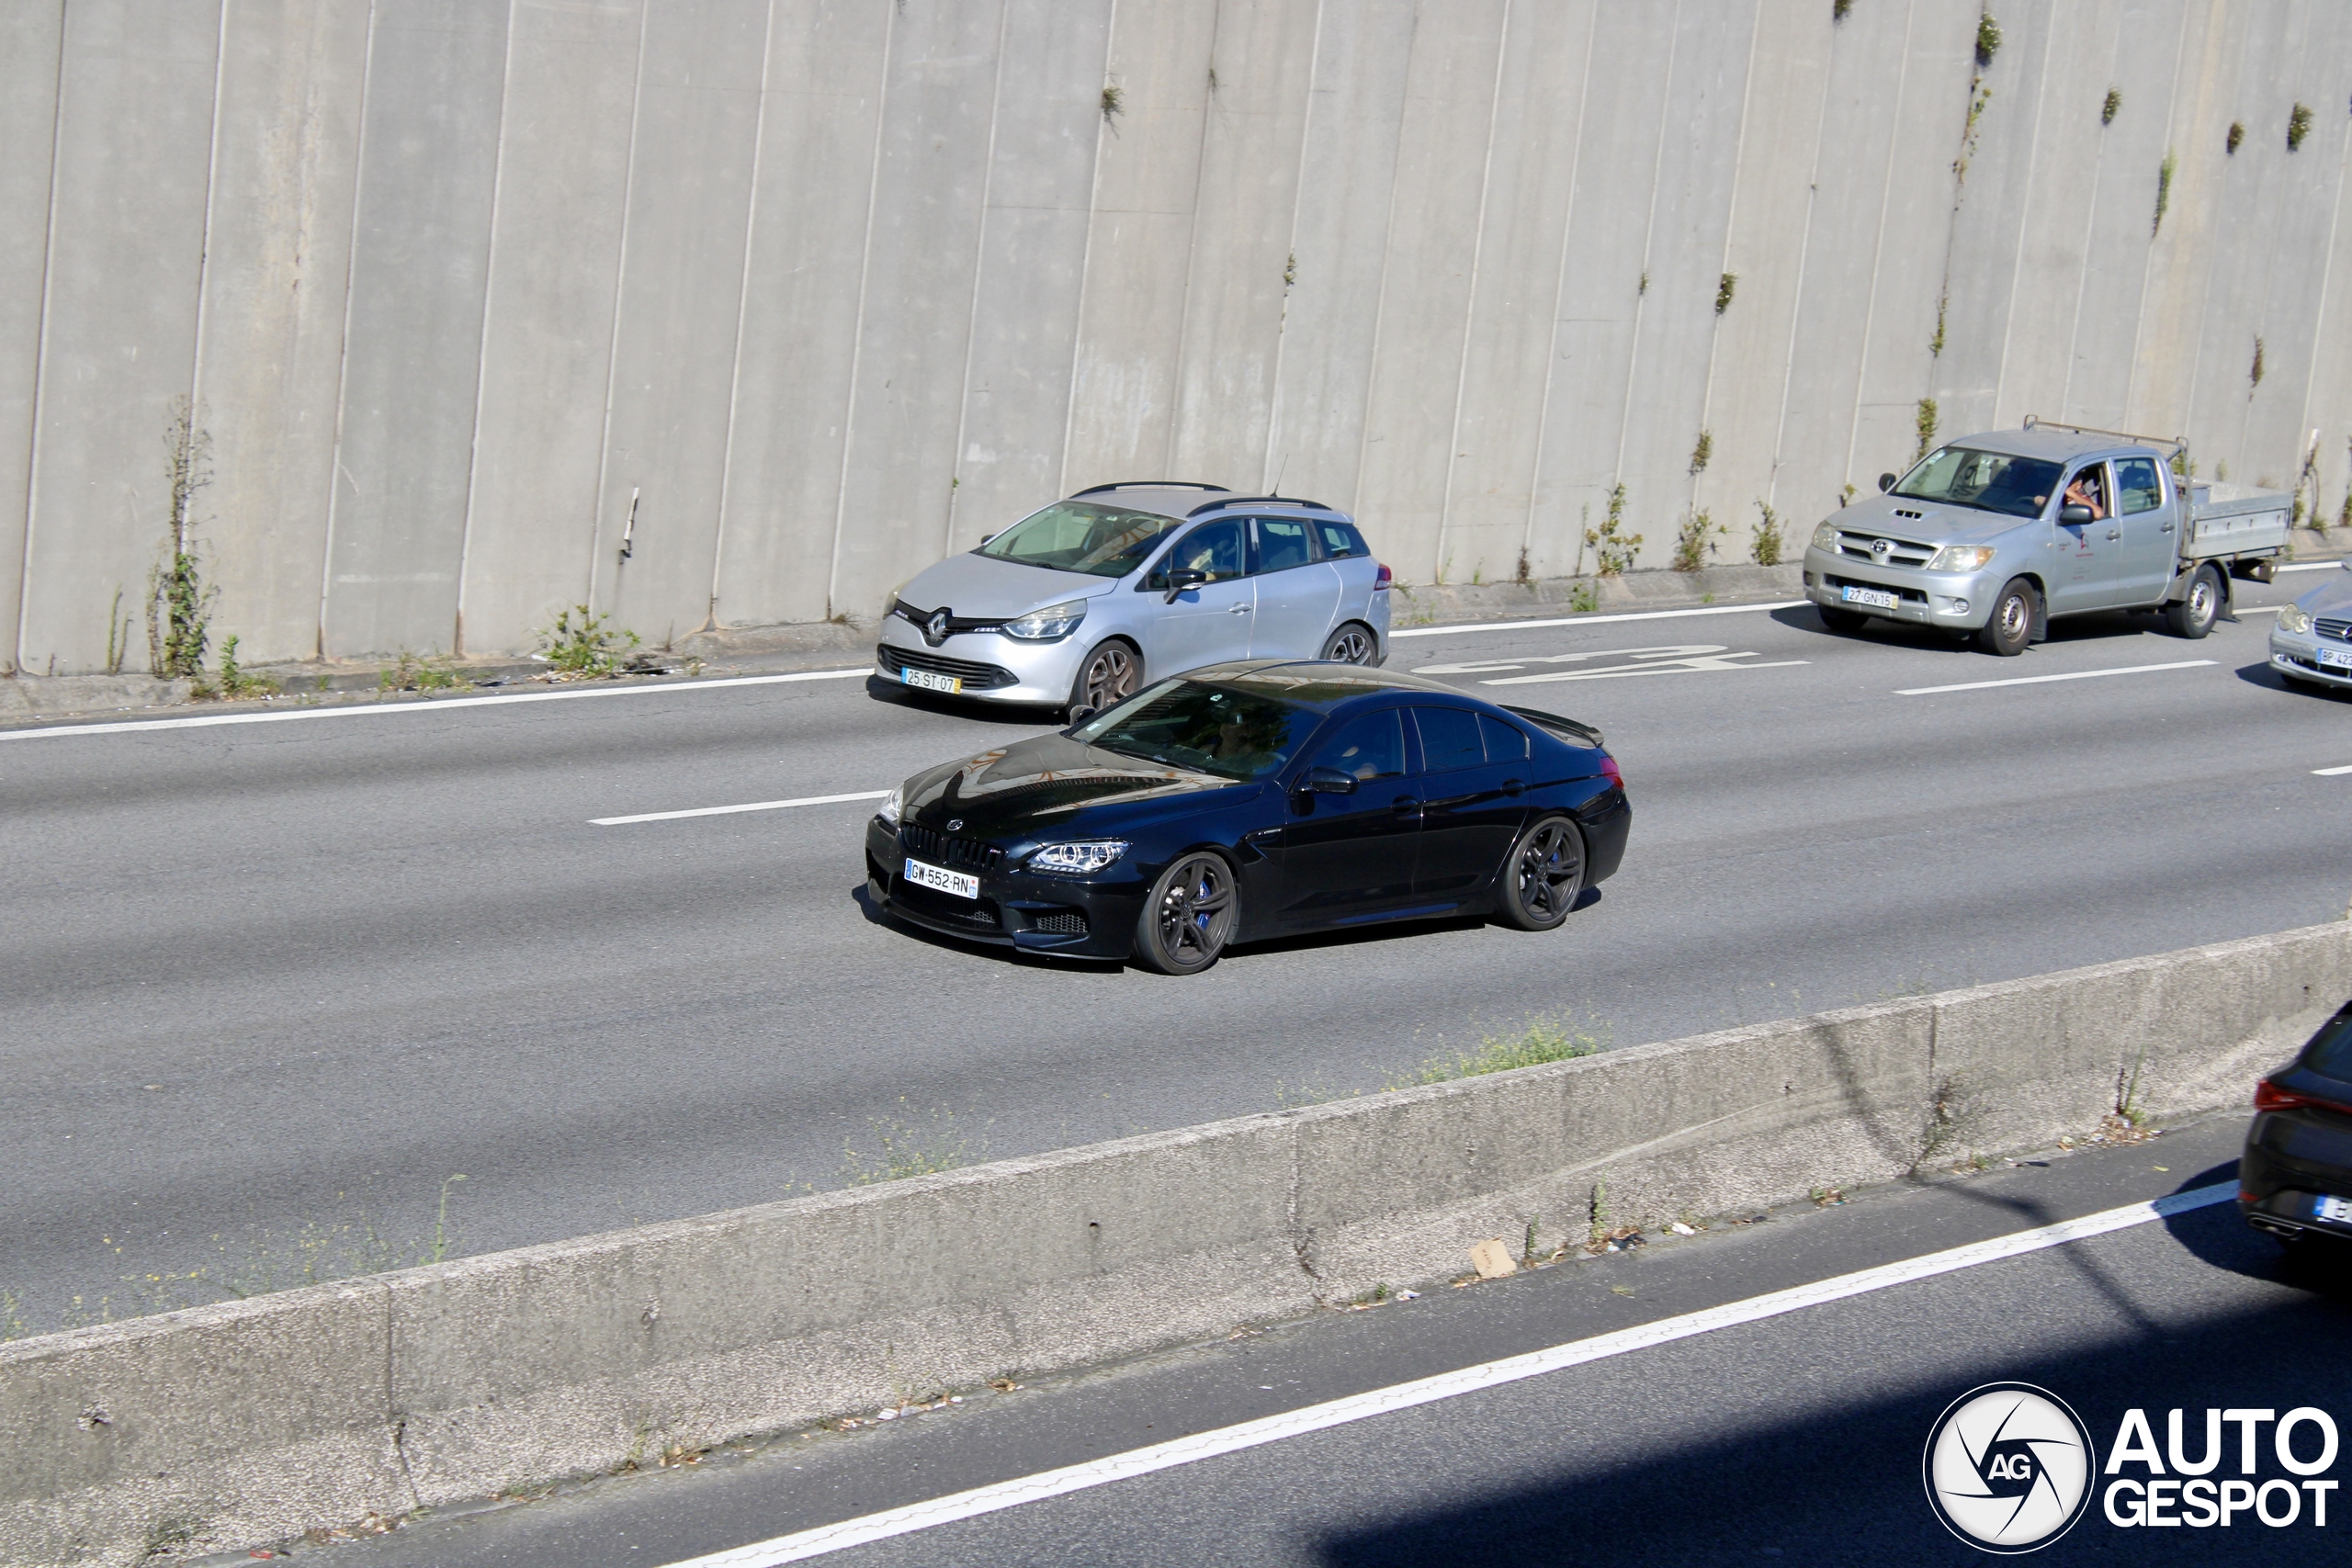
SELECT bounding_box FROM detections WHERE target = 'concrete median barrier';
[6,922,2348,1563]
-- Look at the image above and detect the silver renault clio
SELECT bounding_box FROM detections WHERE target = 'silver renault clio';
[877,483,1393,715]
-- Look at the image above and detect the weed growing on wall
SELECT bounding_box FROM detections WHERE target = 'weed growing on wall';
[1750,502,1785,566]
[1688,429,1713,474]
[1832,0,1853,21]
[1584,484,1641,576]
[1100,83,1124,125]
[2153,150,2175,234]
[148,400,216,680]
[1714,272,1737,315]
[1387,1014,1607,1088]
[2339,437,2352,532]
[193,635,279,702]
[380,651,470,693]
[2287,102,2313,152]
[537,604,640,676]
[1637,269,1648,297]
[1915,398,1939,462]
[2226,120,2244,155]
[841,1103,979,1184]
[1973,11,2001,68]
[1514,547,1531,585]
[2249,336,2265,390]
[2101,88,2121,126]
[104,588,130,675]
[1928,293,1948,356]
[1671,510,1725,573]
[1567,579,1600,613]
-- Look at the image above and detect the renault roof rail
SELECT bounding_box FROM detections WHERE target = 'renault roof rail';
[1069,480,1231,498]
[1188,494,1336,514]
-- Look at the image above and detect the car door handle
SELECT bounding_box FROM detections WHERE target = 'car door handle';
[2105,528,2120,540]
[1502,777,1525,797]
[2159,522,2174,533]
[1227,604,1251,615]
[1392,796,1421,819]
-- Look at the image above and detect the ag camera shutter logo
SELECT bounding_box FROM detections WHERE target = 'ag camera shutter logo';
[1923,1382,2097,1552]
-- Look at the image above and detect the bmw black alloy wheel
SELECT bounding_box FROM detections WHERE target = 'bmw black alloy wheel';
[1503,817,1586,931]
[1320,625,1376,664]
[1137,852,1238,974]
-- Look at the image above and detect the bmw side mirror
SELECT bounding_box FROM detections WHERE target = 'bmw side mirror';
[1877,472,1897,492]
[1299,765,1357,795]
[1163,568,1206,604]
[2059,503,2094,525]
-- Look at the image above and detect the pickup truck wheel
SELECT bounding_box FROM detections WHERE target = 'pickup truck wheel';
[1976,580,2036,657]
[2165,565,2222,640]
[1817,605,1871,634]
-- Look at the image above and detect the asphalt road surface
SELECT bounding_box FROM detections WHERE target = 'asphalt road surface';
[333,1112,2352,1567]
[4,575,2348,1331]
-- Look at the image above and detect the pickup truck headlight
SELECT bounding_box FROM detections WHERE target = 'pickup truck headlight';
[1004,600,1088,640]
[1025,839,1127,875]
[1809,520,1838,552]
[2278,603,2313,636]
[1928,545,1997,572]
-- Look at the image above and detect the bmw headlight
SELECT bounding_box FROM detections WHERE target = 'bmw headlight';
[1004,600,1088,641]
[876,784,902,826]
[1928,545,1997,572]
[1025,839,1127,875]
[1810,520,1838,552]
[2278,603,2313,636]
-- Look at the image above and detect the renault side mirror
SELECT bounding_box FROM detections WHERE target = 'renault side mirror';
[2059,503,2094,525]
[1066,704,1097,727]
[1163,568,1206,604]
[1877,472,1897,492]
[1299,765,1357,795]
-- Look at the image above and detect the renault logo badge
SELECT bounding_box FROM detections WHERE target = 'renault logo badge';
[925,609,951,646]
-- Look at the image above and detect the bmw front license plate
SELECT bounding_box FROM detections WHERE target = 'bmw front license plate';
[904,857,978,900]
[901,668,962,694]
[1841,585,1900,611]
[2318,1194,2352,1224]
[2318,647,2352,671]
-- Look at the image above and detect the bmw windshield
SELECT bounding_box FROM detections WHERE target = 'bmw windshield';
[1072,680,1321,783]
[1893,446,2064,520]
[977,502,1182,578]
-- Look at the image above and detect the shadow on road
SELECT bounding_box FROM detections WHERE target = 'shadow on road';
[863,675,1072,728]
[2233,660,2352,701]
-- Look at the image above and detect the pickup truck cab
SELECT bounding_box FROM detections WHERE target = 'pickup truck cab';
[1801,419,2290,656]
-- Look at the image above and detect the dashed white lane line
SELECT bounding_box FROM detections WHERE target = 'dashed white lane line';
[1388,600,1807,638]
[0,668,875,740]
[593,791,888,826]
[656,1184,2235,1567]
[1896,660,2215,696]
[2314,764,2352,777]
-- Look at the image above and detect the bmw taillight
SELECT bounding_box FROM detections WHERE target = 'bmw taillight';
[1374,562,1393,591]
[2256,1078,2352,1115]
[1599,753,1623,792]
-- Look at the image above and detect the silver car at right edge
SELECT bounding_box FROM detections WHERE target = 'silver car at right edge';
[2270,558,2352,693]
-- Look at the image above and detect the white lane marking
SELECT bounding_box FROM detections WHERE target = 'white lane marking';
[658,1183,2235,1567]
[1388,600,1808,639]
[2315,764,2352,777]
[1896,660,2215,696]
[0,668,875,741]
[2278,560,2345,572]
[593,791,888,826]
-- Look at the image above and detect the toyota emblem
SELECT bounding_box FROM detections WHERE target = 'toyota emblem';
[1871,537,1894,560]
[925,609,951,646]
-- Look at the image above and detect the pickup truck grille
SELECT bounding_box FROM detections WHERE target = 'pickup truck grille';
[1833,531,1936,568]
[2316,616,2352,644]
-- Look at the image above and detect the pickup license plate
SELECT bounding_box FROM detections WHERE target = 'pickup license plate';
[904,857,978,899]
[2319,1195,2352,1224]
[901,668,962,694]
[2317,647,2352,671]
[1841,585,1900,611]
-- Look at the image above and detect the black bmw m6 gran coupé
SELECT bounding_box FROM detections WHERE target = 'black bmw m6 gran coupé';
[864,660,1629,974]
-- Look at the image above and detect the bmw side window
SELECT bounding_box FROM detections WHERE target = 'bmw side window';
[2115,457,2164,515]
[1477,713,1530,762]
[1253,517,1315,574]
[1310,711,1405,782]
[1411,706,1484,773]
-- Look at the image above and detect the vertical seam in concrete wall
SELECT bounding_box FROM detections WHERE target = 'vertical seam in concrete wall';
[1054,0,1117,500]
[2291,71,2350,468]
[1430,0,1512,582]
[707,0,783,630]
[186,2,232,427]
[586,4,653,616]
[1991,16,2059,428]
[823,0,898,617]
[1692,1,1764,519]
[316,3,382,661]
[1838,0,1917,490]
[1260,0,1325,493]
[453,0,524,658]
[1766,11,1839,508]
[1609,0,1683,503]
[10,0,70,676]
[2057,9,2131,423]
[2120,0,2199,429]
[942,1,1012,552]
[1161,0,1227,480]
[1349,6,1419,520]
[1518,3,1600,567]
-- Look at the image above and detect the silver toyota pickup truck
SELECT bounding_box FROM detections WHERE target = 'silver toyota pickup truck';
[1801,419,2290,656]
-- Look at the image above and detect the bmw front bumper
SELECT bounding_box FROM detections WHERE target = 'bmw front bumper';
[865,816,1145,958]
[1801,547,1996,630]
[876,620,1086,705]
[2268,626,2352,689]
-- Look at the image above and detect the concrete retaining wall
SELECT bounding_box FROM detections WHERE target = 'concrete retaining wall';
[4,1,2350,675]
[5,921,2347,1564]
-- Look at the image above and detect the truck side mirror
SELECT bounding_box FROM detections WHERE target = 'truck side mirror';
[1163,568,1206,604]
[2059,503,2094,525]
[1877,472,1897,492]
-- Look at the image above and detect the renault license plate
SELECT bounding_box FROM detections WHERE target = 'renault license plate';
[2318,647,2352,671]
[904,857,978,899]
[902,668,962,694]
[1841,585,1900,611]
[2319,1194,2352,1224]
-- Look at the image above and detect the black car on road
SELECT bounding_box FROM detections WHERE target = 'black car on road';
[864,660,1629,974]
[2242,998,2352,1244]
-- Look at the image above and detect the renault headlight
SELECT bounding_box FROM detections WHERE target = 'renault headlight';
[1025,839,1127,875]
[876,784,903,826]
[1004,600,1088,641]
[2278,603,2313,636]
[1810,520,1838,552]
[1928,545,1997,572]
